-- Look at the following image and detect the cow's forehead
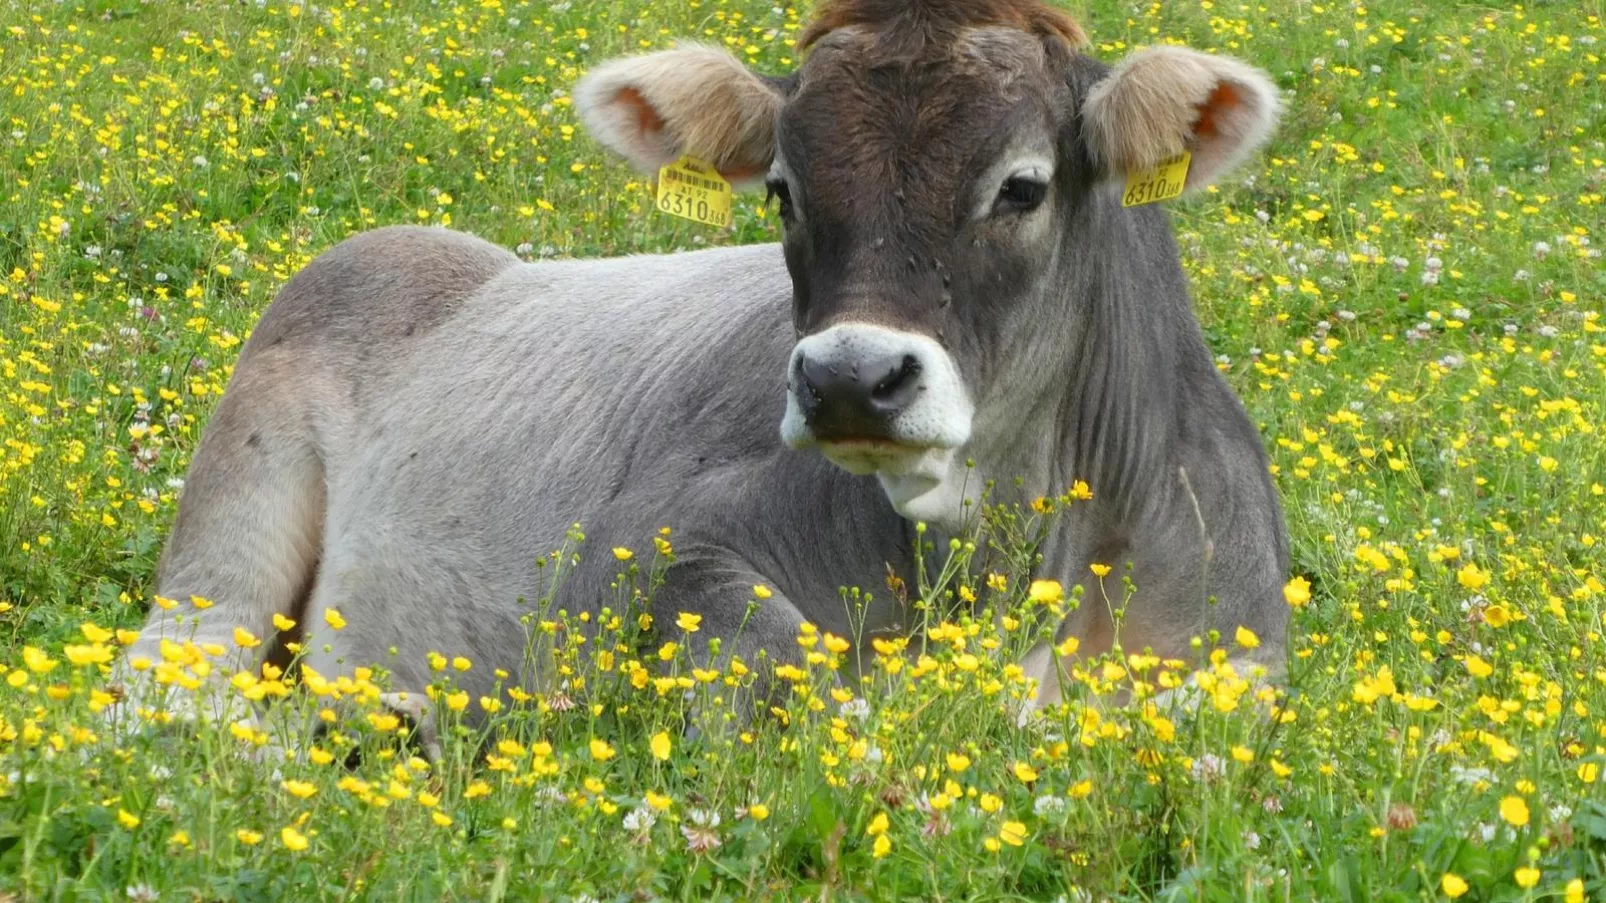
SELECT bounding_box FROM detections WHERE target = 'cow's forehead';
[779,27,1059,208]
[799,24,1049,82]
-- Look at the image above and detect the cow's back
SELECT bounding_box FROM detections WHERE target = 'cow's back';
[247,226,520,368]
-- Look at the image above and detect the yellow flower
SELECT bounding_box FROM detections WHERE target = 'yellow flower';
[753,584,772,600]
[117,809,141,829]
[983,837,1001,852]
[233,627,261,648]
[749,803,770,821]
[612,547,633,561]
[281,826,309,851]
[1089,563,1111,578]
[1013,762,1038,783]
[1068,780,1093,799]
[872,833,891,858]
[80,622,114,643]
[452,656,472,672]
[979,793,1003,813]
[236,829,264,845]
[1498,795,1529,827]
[589,738,616,761]
[272,613,297,632]
[1481,604,1511,627]
[676,612,701,633]
[1068,480,1093,500]
[323,608,346,630]
[823,633,850,654]
[1464,655,1494,679]
[1579,762,1600,784]
[1514,867,1540,889]
[1565,879,1584,903]
[1234,625,1260,649]
[999,821,1027,847]
[431,811,453,827]
[1027,580,1063,604]
[22,647,57,674]
[865,812,889,836]
[1231,746,1255,763]
[190,595,215,610]
[645,791,672,811]
[1283,576,1312,607]
[63,643,113,666]
[946,752,971,773]
[649,731,672,761]
[282,780,317,800]
[1457,563,1490,591]
[1440,873,1468,898]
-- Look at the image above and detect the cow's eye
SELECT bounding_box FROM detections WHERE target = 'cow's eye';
[765,176,794,221]
[996,176,1049,214]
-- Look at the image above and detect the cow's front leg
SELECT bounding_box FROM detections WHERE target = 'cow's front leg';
[653,549,811,730]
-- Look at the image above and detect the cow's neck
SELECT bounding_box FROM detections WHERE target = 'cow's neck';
[967,192,1191,533]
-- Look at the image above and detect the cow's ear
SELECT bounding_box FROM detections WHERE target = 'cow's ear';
[574,45,782,184]
[1081,46,1279,193]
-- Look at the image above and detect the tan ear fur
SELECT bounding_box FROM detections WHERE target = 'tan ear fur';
[573,45,782,182]
[1082,46,1280,193]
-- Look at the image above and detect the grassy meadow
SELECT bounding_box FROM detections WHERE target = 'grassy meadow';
[2,0,1605,898]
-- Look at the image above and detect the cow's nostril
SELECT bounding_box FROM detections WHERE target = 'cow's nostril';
[870,355,922,409]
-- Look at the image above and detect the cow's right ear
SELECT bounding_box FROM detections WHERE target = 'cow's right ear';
[574,45,783,184]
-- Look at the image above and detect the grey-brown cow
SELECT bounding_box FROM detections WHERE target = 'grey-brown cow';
[111,0,1289,732]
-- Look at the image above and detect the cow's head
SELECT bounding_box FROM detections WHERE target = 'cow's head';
[576,0,1279,523]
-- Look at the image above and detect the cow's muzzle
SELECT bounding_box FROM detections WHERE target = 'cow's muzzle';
[794,350,922,441]
[780,323,973,475]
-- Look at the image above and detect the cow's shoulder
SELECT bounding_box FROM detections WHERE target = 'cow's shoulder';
[248,226,520,354]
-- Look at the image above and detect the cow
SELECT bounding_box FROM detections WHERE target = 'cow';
[109,0,1289,733]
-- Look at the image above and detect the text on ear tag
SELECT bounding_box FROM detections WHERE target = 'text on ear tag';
[1121,151,1191,207]
[655,155,732,227]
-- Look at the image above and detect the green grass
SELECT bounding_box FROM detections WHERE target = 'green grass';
[2,0,1605,898]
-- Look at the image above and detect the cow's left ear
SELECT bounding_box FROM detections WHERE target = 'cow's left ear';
[574,44,783,184]
[1081,46,1280,193]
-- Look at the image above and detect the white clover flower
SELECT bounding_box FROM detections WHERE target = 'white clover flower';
[622,805,657,833]
[1191,754,1225,783]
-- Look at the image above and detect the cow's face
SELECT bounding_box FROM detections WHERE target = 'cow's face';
[577,3,1278,522]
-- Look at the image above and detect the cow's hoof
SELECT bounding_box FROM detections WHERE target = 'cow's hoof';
[378,691,442,762]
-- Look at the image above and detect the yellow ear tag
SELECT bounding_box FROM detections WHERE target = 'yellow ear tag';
[1121,150,1191,207]
[655,155,732,227]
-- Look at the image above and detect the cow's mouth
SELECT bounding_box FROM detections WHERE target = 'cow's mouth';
[816,437,932,476]
[815,440,969,523]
